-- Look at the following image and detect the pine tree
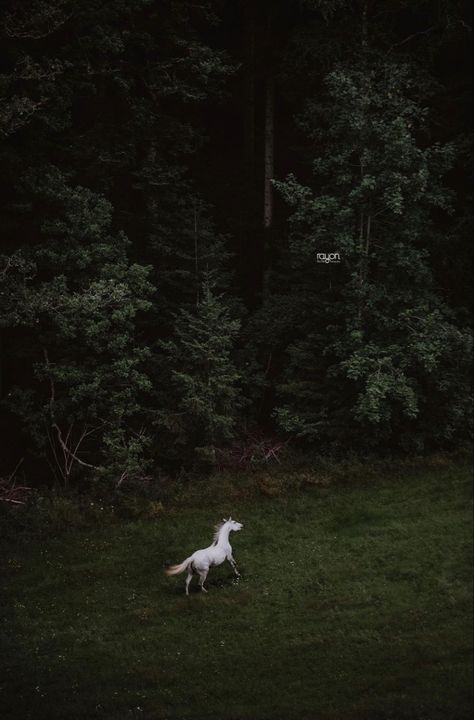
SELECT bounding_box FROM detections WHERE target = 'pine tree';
[157,278,241,466]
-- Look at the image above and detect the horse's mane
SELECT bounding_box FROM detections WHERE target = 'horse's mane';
[212,519,227,545]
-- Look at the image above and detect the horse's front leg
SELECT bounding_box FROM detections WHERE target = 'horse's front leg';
[227,555,240,579]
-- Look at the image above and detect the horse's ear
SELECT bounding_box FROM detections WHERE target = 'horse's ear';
[229,516,232,521]
[222,517,227,522]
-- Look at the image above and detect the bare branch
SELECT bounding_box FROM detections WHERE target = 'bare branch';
[42,347,55,412]
[387,26,434,55]
[116,471,128,489]
[7,457,24,483]
[0,460,31,505]
[52,423,98,470]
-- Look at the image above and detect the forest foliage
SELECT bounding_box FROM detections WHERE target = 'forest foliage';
[0,0,472,485]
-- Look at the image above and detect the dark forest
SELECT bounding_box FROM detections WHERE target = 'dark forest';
[1,0,472,484]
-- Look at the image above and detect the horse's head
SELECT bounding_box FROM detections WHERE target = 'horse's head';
[224,516,243,532]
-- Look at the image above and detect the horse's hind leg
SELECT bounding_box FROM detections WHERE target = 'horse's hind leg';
[198,570,208,593]
[185,567,193,596]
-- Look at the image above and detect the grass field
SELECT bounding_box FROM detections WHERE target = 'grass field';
[1,457,472,720]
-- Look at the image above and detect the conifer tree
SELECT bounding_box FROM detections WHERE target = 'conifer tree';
[157,278,241,465]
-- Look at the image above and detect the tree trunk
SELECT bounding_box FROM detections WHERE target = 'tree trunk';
[240,0,263,304]
[243,1,256,168]
[263,1,274,231]
[263,72,274,230]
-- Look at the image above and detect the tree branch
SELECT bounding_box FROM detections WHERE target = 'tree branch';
[53,423,98,470]
[387,27,434,55]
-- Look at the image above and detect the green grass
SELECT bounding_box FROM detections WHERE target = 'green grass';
[1,459,472,720]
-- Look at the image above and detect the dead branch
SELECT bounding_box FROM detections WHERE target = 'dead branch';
[52,423,98,471]
[0,461,31,505]
[216,434,288,471]
[42,347,55,412]
[7,457,24,482]
[386,26,434,55]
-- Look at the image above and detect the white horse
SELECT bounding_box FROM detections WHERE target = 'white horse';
[165,517,243,595]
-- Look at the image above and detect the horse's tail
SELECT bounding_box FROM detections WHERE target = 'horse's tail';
[164,557,191,576]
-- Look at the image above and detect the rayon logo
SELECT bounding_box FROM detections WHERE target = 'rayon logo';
[317,252,341,264]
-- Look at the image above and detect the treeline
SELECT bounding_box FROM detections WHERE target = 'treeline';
[0,0,472,484]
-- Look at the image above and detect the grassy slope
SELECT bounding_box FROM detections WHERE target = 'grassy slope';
[1,459,472,720]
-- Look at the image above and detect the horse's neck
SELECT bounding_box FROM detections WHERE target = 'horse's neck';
[215,525,231,547]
